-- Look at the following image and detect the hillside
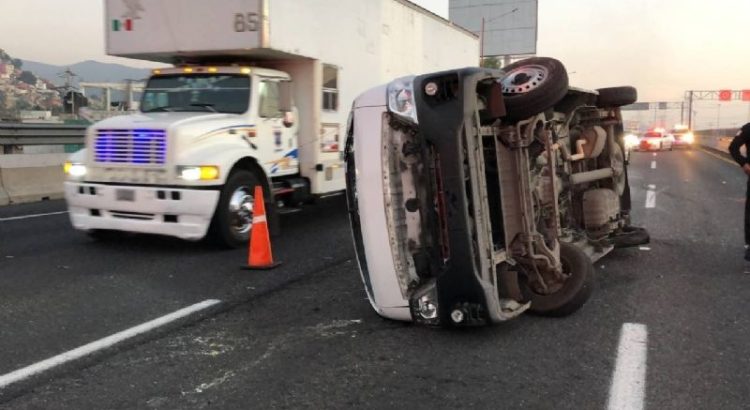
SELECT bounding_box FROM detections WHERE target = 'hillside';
[22,60,151,86]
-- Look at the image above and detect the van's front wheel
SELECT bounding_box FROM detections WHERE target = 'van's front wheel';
[209,170,260,248]
[522,242,594,317]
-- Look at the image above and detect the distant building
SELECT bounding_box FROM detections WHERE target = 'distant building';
[0,64,9,79]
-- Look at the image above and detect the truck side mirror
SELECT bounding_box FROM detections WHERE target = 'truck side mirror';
[283,111,295,128]
[279,81,293,112]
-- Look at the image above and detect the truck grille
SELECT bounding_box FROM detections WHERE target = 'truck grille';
[94,129,166,165]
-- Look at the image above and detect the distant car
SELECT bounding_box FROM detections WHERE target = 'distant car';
[637,131,672,151]
[668,128,694,149]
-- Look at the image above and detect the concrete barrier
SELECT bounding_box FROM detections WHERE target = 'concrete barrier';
[0,154,68,204]
[696,131,737,159]
[0,168,9,206]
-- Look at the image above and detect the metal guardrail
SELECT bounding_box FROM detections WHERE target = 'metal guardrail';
[0,123,86,146]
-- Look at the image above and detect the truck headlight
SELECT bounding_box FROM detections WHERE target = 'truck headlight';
[64,162,87,177]
[387,76,418,124]
[178,166,220,181]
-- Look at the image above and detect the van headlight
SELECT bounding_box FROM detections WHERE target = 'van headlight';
[178,166,220,181]
[387,76,418,124]
[64,162,87,178]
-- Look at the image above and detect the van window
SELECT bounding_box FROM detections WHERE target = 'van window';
[322,65,339,111]
[259,80,282,118]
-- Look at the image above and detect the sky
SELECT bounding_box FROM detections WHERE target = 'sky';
[1,0,749,128]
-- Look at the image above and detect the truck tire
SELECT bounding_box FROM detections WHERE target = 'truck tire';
[208,170,261,248]
[523,242,594,317]
[596,86,637,108]
[500,57,569,122]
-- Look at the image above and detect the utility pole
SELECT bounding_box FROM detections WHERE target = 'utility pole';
[680,101,684,124]
[479,8,518,66]
[687,91,694,130]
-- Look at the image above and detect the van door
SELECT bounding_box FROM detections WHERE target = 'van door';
[257,77,299,177]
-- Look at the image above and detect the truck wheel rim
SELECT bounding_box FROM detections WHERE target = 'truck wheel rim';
[501,65,549,95]
[229,186,254,236]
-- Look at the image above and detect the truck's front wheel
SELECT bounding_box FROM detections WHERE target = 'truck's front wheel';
[209,170,260,248]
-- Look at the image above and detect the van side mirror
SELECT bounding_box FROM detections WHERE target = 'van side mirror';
[279,81,293,112]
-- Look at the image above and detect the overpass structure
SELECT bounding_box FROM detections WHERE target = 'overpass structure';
[79,81,145,111]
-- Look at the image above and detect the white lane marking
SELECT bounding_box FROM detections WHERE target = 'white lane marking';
[647,184,656,189]
[650,161,656,169]
[652,153,657,157]
[0,299,221,390]
[645,190,656,208]
[607,323,648,410]
[0,211,68,222]
[638,246,651,251]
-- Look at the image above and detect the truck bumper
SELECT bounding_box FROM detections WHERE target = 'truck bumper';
[64,182,220,241]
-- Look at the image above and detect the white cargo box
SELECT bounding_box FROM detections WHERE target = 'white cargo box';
[105,0,477,65]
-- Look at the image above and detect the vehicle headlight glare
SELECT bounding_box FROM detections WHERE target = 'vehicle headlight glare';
[684,132,694,144]
[387,76,418,124]
[64,162,87,177]
[624,134,639,149]
[179,166,219,181]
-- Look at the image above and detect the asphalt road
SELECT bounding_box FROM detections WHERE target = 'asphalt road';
[1,148,749,409]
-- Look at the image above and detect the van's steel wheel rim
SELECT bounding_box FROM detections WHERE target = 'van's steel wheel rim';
[228,186,254,236]
[501,65,549,94]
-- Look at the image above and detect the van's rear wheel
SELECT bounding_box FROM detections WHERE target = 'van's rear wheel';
[522,242,594,317]
[209,170,260,248]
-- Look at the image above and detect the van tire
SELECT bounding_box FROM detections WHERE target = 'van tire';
[208,170,261,248]
[596,86,637,108]
[500,57,569,121]
[523,242,594,317]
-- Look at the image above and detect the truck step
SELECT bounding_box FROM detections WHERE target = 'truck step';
[277,207,302,215]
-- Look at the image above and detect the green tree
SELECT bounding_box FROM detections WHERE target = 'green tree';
[11,58,22,69]
[481,56,501,69]
[18,70,37,85]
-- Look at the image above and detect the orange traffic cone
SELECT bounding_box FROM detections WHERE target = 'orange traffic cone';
[242,185,281,270]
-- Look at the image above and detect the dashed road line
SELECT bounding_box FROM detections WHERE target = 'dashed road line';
[607,323,648,410]
[650,161,656,169]
[0,211,68,222]
[645,184,656,209]
[0,299,222,390]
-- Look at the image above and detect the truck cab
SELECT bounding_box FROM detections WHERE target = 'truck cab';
[65,65,304,246]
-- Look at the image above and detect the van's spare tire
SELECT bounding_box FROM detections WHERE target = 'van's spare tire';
[499,57,569,122]
[596,86,637,108]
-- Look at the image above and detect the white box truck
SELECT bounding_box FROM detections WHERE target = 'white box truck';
[64,0,478,246]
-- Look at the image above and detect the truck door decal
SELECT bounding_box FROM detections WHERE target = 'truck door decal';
[268,148,299,174]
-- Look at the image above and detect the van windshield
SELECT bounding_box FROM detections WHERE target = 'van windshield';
[141,74,250,114]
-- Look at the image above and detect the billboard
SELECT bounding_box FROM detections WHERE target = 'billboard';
[449,0,538,56]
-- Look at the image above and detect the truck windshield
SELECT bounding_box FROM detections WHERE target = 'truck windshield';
[141,74,250,114]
